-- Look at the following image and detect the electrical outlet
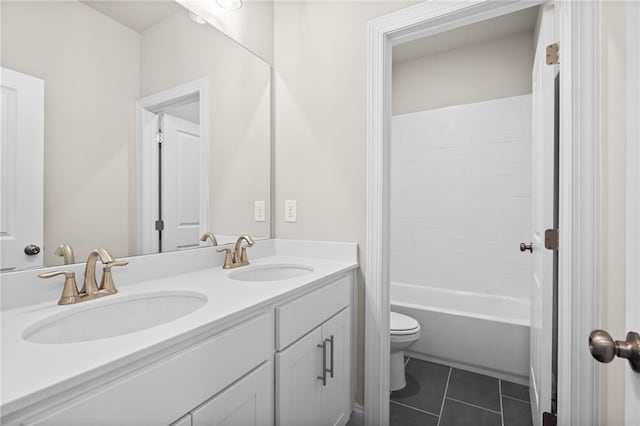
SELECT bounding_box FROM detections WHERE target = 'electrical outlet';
[284,200,297,222]
[254,200,265,222]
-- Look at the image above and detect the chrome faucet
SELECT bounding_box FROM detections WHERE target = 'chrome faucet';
[54,243,75,265]
[39,248,128,305]
[216,234,255,269]
[200,232,218,246]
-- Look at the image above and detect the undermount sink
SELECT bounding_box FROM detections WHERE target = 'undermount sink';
[23,292,207,344]
[228,264,314,282]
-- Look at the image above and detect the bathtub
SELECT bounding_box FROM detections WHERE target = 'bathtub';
[391,281,531,385]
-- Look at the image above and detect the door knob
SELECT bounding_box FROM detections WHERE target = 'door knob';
[24,244,41,256]
[519,242,533,253]
[589,329,640,373]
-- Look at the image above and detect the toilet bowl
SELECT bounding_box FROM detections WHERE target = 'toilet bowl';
[390,312,421,391]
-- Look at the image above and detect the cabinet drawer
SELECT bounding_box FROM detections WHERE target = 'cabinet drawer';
[191,362,273,426]
[33,314,271,425]
[276,274,351,350]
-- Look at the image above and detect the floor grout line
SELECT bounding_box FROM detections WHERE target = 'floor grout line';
[445,397,502,415]
[390,400,440,418]
[499,379,505,426]
[436,367,452,426]
[502,394,531,404]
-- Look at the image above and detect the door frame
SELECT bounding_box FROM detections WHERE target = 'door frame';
[364,1,602,424]
[625,0,640,421]
[135,79,209,255]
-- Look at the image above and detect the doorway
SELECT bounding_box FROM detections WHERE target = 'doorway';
[386,5,554,426]
[136,79,209,255]
[365,1,603,425]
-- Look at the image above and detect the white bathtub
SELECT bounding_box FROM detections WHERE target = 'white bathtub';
[391,282,531,385]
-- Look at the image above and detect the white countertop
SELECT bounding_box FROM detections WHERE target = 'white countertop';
[1,241,358,419]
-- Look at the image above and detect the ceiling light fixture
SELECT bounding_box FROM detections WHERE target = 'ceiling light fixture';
[216,0,242,10]
[188,11,206,24]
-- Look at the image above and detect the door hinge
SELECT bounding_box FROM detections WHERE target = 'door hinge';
[545,228,559,250]
[155,130,164,144]
[155,220,164,231]
[543,412,557,426]
[546,42,559,65]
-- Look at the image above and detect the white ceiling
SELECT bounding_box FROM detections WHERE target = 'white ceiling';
[392,6,539,64]
[81,1,184,33]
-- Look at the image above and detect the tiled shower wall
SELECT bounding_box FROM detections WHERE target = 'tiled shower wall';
[390,95,533,300]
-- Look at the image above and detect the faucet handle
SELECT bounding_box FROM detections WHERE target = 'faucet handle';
[39,270,79,305]
[216,248,234,269]
[100,260,128,294]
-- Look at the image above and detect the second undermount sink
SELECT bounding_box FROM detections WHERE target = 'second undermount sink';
[22,291,207,344]
[228,264,314,282]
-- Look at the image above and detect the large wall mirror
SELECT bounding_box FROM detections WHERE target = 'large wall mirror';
[1,0,271,271]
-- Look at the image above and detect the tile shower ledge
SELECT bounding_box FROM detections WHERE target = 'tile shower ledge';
[1,251,357,417]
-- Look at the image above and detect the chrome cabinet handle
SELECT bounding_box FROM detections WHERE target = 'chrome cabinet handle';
[317,340,327,386]
[589,329,640,373]
[519,242,533,253]
[328,335,335,378]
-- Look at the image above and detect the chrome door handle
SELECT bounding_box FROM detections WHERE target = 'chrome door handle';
[24,244,41,255]
[519,242,533,253]
[317,340,327,386]
[589,329,640,373]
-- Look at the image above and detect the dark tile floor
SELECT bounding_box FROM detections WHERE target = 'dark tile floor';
[390,357,533,426]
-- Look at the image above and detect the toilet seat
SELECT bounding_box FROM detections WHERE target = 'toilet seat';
[390,312,420,336]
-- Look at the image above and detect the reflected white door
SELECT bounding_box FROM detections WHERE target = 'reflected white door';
[0,67,44,271]
[161,114,203,251]
[529,4,556,425]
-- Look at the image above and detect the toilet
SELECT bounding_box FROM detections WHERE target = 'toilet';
[390,312,421,391]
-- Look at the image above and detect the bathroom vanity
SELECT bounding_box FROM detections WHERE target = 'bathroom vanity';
[0,240,357,425]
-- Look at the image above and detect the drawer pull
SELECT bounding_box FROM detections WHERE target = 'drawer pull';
[328,335,335,378]
[317,340,327,386]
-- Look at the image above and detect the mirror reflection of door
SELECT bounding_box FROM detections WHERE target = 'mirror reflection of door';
[0,67,44,271]
[161,113,202,252]
[137,84,207,254]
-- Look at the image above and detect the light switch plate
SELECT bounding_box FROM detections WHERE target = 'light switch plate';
[254,200,266,222]
[284,200,297,222]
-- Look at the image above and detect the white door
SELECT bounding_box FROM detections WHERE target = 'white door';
[276,327,323,425]
[0,67,44,271]
[161,114,203,252]
[529,4,556,425]
[322,308,351,426]
[191,363,273,426]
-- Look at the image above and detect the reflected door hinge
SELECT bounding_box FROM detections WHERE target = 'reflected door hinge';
[155,220,164,231]
[543,412,557,426]
[546,42,559,65]
[545,228,559,250]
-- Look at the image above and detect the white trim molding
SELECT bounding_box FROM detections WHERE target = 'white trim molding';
[366,1,601,425]
[556,2,601,424]
[625,1,640,423]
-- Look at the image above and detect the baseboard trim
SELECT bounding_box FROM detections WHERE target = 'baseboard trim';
[405,350,530,386]
[348,403,364,426]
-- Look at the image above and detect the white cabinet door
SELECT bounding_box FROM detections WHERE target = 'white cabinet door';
[276,327,323,426]
[321,308,351,426]
[0,67,44,271]
[191,362,273,426]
